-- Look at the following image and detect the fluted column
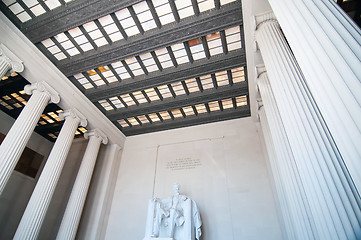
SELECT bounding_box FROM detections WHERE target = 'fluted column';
[14,109,87,240]
[0,82,59,194]
[0,43,24,79]
[56,129,107,240]
[255,13,360,239]
[257,66,315,240]
[267,0,361,193]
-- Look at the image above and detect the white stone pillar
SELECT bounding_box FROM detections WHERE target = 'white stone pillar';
[255,13,360,239]
[0,82,59,194]
[14,109,87,240]
[267,0,361,193]
[56,129,107,240]
[0,43,24,79]
[256,67,315,240]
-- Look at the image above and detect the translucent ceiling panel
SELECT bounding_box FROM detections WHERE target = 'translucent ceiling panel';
[195,103,207,114]
[98,99,113,111]
[83,21,108,47]
[117,119,129,127]
[231,67,245,83]
[148,113,161,122]
[127,117,140,126]
[225,26,242,51]
[41,38,66,61]
[73,73,93,89]
[133,1,157,31]
[87,71,106,86]
[137,115,149,124]
[120,94,137,107]
[153,0,175,25]
[159,111,172,120]
[220,0,237,5]
[171,43,189,65]
[236,96,247,107]
[222,98,233,109]
[171,82,186,96]
[68,27,94,52]
[158,85,172,99]
[98,15,123,42]
[44,0,61,10]
[111,61,132,80]
[182,106,195,116]
[215,70,228,86]
[133,91,148,104]
[206,32,223,56]
[197,0,215,12]
[188,38,206,60]
[109,96,125,108]
[115,8,140,37]
[175,0,194,19]
[101,68,118,83]
[54,32,80,57]
[185,78,199,93]
[125,57,144,76]
[208,101,220,111]
[199,74,213,90]
[171,109,183,118]
[144,88,160,101]
[139,52,159,73]
[155,48,174,69]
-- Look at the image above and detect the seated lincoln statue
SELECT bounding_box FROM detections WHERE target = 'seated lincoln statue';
[143,183,202,240]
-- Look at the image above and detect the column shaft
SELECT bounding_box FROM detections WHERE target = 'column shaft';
[0,57,11,78]
[0,82,59,194]
[14,110,86,240]
[255,16,360,239]
[267,0,361,192]
[56,130,107,240]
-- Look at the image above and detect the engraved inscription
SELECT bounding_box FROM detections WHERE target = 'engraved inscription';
[166,157,202,171]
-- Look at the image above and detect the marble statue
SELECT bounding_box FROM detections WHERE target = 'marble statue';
[143,184,202,240]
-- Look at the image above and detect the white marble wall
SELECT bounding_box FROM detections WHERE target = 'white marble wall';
[104,118,283,240]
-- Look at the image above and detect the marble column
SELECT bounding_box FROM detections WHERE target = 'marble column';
[0,43,24,79]
[256,67,315,240]
[255,13,360,239]
[14,109,87,240]
[0,82,59,194]
[56,129,107,240]
[267,0,361,194]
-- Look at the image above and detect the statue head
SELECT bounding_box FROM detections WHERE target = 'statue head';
[173,183,180,195]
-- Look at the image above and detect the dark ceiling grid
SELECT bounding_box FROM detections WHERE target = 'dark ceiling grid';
[0,0,250,136]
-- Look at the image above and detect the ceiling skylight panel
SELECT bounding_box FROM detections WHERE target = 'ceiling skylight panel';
[5,1,32,22]
[220,0,237,5]
[125,57,144,76]
[195,104,207,114]
[133,1,157,31]
[153,0,175,25]
[0,99,13,110]
[158,85,172,99]
[120,94,136,107]
[101,68,118,83]
[222,98,233,109]
[139,52,159,73]
[83,21,108,47]
[137,115,149,124]
[171,109,183,118]
[185,78,199,93]
[197,0,215,12]
[98,99,112,111]
[225,26,242,51]
[208,101,220,111]
[98,15,123,42]
[73,73,93,89]
[148,113,161,122]
[117,119,129,128]
[171,43,189,65]
[68,27,94,52]
[23,0,46,16]
[236,96,247,107]
[88,72,106,86]
[115,8,140,37]
[231,67,245,83]
[155,48,173,69]
[133,91,148,104]
[171,82,186,96]
[159,111,171,120]
[188,38,206,60]
[111,61,132,80]
[109,96,125,108]
[174,0,194,19]
[144,88,160,101]
[206,33,223,56]
[127,117,140,126]
[44,0,61,10]
[55,32,80,57]
[199,74,213,90]
[182,106,194,116]
[215,70,228,86]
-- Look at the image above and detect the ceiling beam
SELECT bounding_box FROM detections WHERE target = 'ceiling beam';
[121,106,250,136]
[57,3,242,76]
[18,0,144,43]
[107,82,248,121]
[87,49,246,101]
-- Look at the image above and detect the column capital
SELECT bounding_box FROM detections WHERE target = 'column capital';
[59,109,87,127]
[84,129,108,144]
[256,65,267,79]
[255,12,277,30]
[0,43,24,74]
[24,82,60,104]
